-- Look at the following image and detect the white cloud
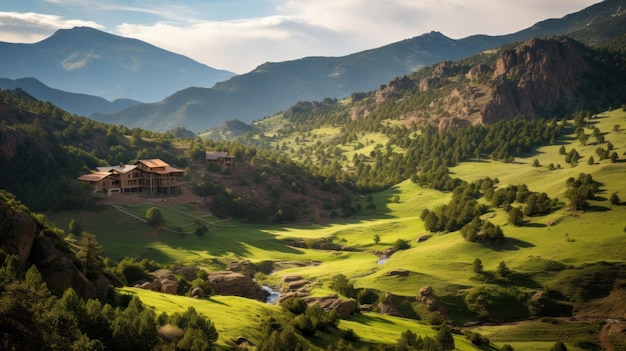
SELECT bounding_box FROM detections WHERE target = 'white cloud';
[0,12,103,42]
[1,0,601,73]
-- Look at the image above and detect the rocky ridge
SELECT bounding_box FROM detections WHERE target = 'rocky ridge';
[355,36,616,130]
[0,194,109,299]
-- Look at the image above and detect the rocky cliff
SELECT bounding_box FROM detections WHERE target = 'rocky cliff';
[0,192,109,299]
[481,37,591,123]
[359,36,623,129]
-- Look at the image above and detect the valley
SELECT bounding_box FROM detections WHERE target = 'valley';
[1,2,626,350]
[42,107,626,350]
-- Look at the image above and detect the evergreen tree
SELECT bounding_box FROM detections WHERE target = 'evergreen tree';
[76,232,103,277]
[508,207,524,226]
[550,341,568,351]
[472,258,484,274]
[497,261,511,277]
[435,323,455,350]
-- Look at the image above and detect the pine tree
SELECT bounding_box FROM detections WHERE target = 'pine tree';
[472,258,484,274]
[435,323,455,350]
[497,261,511,277]
[76,232,103,277]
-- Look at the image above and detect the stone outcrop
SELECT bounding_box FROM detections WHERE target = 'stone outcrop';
[350,37,607,132]
[418,285,439,311]
[207,271,266,302]
[191,287,204,298]
[482,37,590,124]
[227,260,258,278]
[0,202,37,265]
[160,279,179,294]
[0,196,109,300]
[304,294,357,318]
[378,292,415,317]
[279,275,311,293]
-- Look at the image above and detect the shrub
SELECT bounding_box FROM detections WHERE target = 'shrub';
[392,238,411,251]
[281,297,308,315]
[292,314,316,336]
[342,328,360,342]
[145,207,163,225]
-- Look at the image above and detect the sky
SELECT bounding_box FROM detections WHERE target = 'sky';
[0,0,601,74]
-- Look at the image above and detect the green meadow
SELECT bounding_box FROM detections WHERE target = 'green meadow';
[49,108,626,350]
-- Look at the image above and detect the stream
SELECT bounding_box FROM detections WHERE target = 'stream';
[262,285,281,304]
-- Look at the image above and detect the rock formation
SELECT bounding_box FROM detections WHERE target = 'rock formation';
[0,195,109,300]
[482,37,590,124]
[304,294,357,318]
[207,271,266,301]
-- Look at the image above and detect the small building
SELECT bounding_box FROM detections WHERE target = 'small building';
[79,159,184,195]
[205,151,235,171]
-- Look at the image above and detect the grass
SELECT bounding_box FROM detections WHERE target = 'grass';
[47,108,626,349]
[121,287,485,351]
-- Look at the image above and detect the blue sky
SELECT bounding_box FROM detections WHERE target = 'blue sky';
[0,0,600,73]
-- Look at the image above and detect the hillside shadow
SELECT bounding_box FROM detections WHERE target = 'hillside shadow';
[346,313,395,326]
[488,237,535,252]
[523,222,547,228]
[585,205,611,212]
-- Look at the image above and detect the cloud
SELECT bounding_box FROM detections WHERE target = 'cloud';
[0,12,103,42]
[1,0,600,73]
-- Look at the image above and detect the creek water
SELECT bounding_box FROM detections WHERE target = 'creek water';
[262,285,281,304]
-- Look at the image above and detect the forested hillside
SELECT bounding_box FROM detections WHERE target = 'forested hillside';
[1,9,626,351]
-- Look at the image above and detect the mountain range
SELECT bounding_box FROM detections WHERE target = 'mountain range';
[0,77,141,116]
[0,26,235,102]
[1,0,625,133]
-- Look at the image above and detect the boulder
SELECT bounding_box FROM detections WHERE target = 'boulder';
[191,287,204,298]
[153,269,176,281]
[0,203,36,265]
[275,291,309,305]
[416,235,431,243]
[227,260,257,278]
[207,271,266,301]
[305,294,357,318]
[419,285,433,297]
[152,278,162,292]
[0,196,110,300]
[385,269,409,277]
[140,282,154,290]
[278,275,311,293]
[161,279,179,294]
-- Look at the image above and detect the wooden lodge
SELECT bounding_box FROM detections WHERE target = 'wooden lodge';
[205,151,235,171]
[79,159,184,195]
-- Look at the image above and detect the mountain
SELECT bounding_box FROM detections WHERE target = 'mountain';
[0,77,141,116]
[94,31,478,132]
[98,0,626,132]
[461,0,626,50]
[0,27,235,102]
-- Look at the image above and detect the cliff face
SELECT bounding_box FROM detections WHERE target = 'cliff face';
[0,195,109,299]
[358,37,607,129]
[482,37,591,123]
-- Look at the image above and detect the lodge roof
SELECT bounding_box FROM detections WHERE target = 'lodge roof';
[78,172,111,182]
[205,151,233,160]
[97,164,138,174]
[136,159,170,168]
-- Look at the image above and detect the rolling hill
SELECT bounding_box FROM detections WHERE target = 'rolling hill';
[0,77,141,116]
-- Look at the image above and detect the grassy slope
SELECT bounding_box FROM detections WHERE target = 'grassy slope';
[49,109,626,350]
[121,287,481,351]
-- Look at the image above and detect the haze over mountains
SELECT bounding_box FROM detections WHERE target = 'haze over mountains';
[0,27,235,103]
[1,0,625,132]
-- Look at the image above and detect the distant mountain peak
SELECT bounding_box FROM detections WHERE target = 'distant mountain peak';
[1,26,236,102]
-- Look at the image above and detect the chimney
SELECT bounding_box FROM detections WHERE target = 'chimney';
[119,162,124,169]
